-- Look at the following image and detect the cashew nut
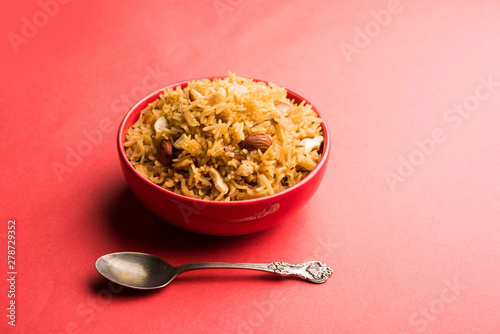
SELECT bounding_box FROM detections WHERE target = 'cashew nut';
[208,167,229,194]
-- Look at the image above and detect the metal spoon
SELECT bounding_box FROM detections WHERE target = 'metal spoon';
[95,252,333,289]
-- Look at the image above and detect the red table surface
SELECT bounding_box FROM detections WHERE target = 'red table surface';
[1,0,500,333]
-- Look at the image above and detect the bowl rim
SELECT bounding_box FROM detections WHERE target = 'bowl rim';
[117,76,330,206]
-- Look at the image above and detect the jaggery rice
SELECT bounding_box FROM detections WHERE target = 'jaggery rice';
[124,72,324,201]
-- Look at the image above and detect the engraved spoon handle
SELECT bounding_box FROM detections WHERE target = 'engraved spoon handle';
[176,261,332,283]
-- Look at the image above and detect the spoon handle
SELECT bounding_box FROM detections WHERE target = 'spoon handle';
[176,261,332,283]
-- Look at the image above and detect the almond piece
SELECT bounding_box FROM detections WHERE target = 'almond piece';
[238,134,272,152]
[274,101,291,114]
[224,148,245,161]
[158,139,173,166]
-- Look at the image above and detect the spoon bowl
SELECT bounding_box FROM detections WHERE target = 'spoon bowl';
[95,252,333,290]
[95,252,177,289]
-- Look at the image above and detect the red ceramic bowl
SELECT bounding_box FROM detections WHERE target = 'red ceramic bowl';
[117,77,330,236]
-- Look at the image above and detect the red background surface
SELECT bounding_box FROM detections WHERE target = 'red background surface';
[1,0,500,333]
